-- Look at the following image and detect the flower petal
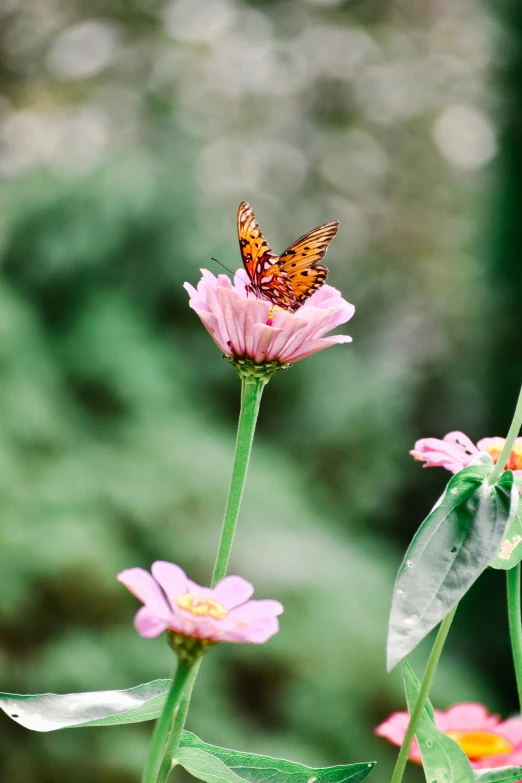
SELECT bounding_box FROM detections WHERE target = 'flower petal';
[187,305,230,355]
[212,575,255,608]
[282,334,352,363]
[410,433,479,473]
[250,323,285,363]
[225,599,284,643]
[134,606,169,638]
[494,717,522,748]
[439,703,500,732]
[151,561,189,601]
[375,711,422,763]
[117,567,171,618]
[444,432,479,454]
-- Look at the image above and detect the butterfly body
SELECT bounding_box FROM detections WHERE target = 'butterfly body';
[237,201,338,312]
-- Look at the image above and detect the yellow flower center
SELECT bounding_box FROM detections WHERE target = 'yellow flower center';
[486,438,522,472]
[446,730,513,760]
[175,592,229,620]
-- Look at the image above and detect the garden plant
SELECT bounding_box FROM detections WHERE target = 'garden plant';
[1,201,522,783]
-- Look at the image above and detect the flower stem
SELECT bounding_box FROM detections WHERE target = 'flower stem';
[149,373,267,780]
[489,382,522,485]
[157,661,200,772]
[141,658,194,783]
[154,661,201,782]
[390,605,458,783]
[211,374,267,585]
[507,565,522,712]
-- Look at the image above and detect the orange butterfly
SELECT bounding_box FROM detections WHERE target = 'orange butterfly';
[237,201,339,312]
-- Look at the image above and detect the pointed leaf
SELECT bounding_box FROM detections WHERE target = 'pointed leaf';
[401,661,435,722]
[490,496,522,570]
[474,768,522,783]
[387,466,517,670]
[0,679,170,731]
[402,661,475,783]
[175,732,375,783]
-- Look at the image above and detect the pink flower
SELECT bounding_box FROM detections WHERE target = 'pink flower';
[410,431,522,479]
[184,269,354,366]
[117,561,283,644]
[376,703,522,770]
[410,432,480,474]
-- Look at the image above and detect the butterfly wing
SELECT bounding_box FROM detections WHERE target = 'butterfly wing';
[237,201,295,308]
[279,220,339,308]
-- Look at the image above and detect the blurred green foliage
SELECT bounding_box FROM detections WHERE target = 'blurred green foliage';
[0,0,519,782]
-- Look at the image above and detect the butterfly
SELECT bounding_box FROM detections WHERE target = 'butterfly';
[237,201,339,312]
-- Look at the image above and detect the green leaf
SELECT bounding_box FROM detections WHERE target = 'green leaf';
[0,689,376,783]
[402,661,475,783]
[387,463,517,670]
[490,496,522,570]
[175,731,375,783]
[474,768,522,783]
[0,679,170,731]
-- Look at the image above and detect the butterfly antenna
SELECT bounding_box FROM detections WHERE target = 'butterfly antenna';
[211,257,240,279]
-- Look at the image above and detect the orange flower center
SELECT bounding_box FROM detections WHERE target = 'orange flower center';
[446,730,513,760]
[486,438,522,472]
[509,441,522,471]
[175,593,229,620]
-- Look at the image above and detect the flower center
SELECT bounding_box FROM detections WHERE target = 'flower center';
[175,592,229,620]
[486,438,522,471]
[508,440,522,471]
[446,730,513,760]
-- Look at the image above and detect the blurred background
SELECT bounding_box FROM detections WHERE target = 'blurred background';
[0,0,521,780]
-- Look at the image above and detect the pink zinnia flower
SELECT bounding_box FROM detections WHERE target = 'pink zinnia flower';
[184,269,354,366]
[376,703,522,770]
[117,561,283,644]
[410,431,522,479]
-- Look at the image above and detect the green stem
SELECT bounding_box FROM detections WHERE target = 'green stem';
[159,661,200,770]
[155,661,201,783]
[211,374,267,585]
[150,372,267,780]
[390,605,458,783]
[507,565,522,711]
[142,659,194,783]
[489,382,522,485]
